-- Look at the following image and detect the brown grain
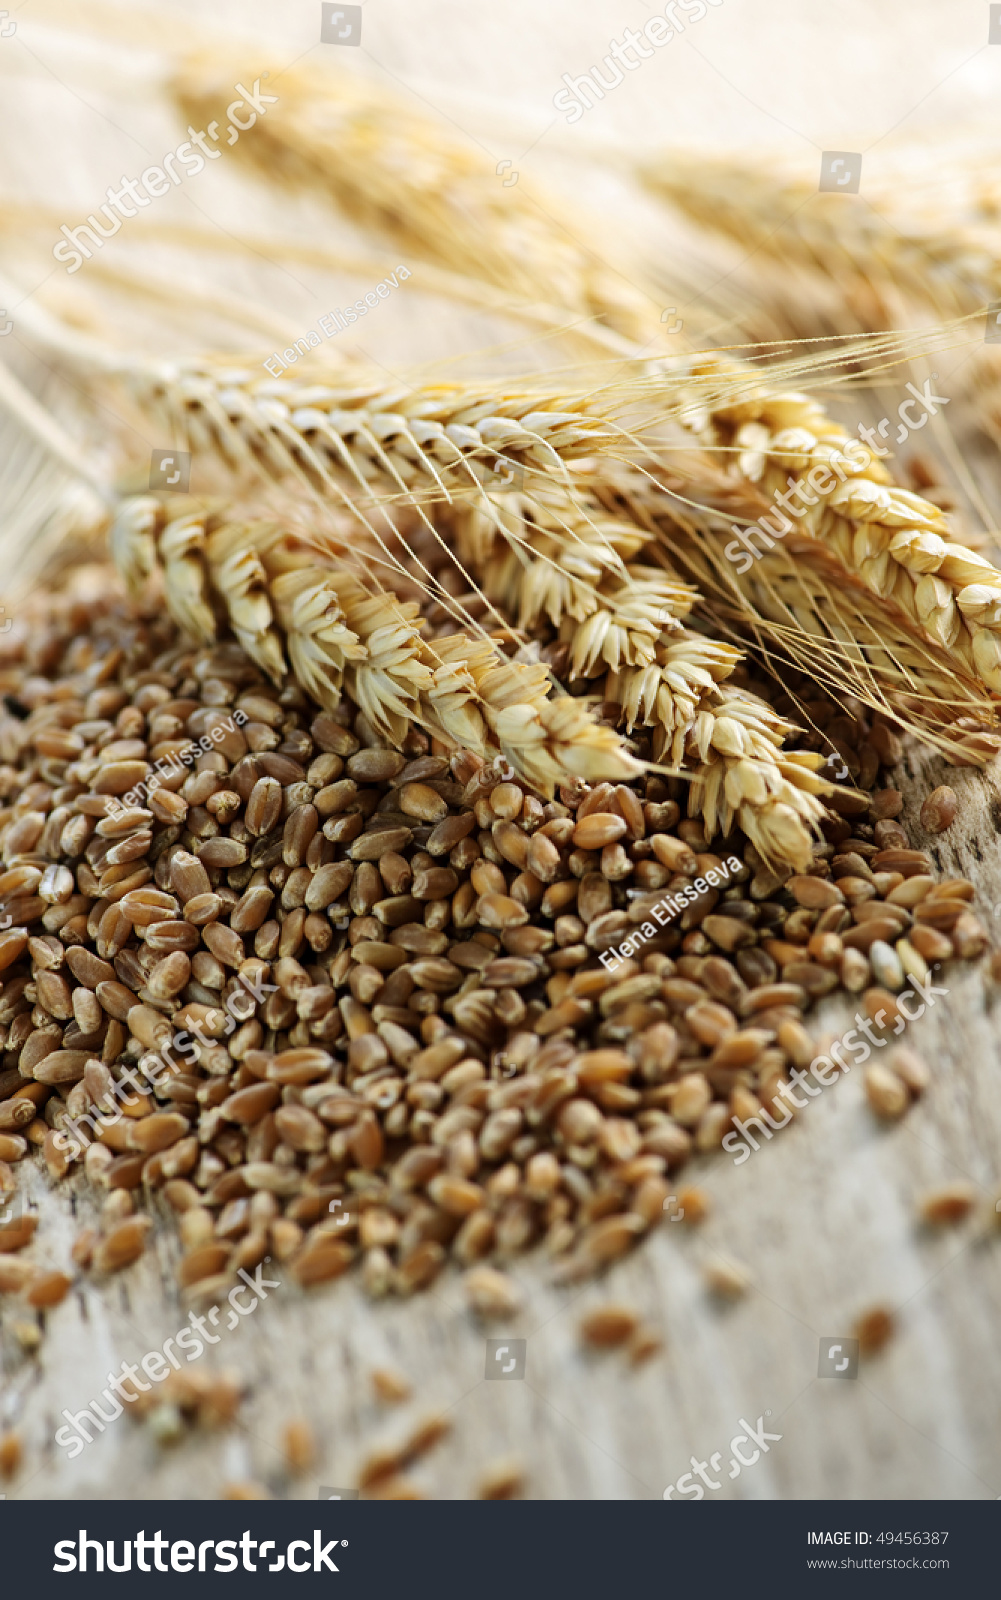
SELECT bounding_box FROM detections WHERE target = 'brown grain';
[854,1306,895,1354]
[0,1430,21,1479]
[476,1457,525,1499]
[919,1183,977,1225]
[864,1064,910,1120]
[464,1264,523,1319]
[579,1304,639,1348]
[919,786,958,833]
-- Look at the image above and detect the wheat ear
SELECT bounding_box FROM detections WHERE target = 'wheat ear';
[658,354,1001,697]
[123,352,1001,693]
[638,148,1001,332]
[32,320,1001,705]
[666,522,1001,763]
[432,487,830,870]
[172,53,687,352]
[598,459,1001,758]
[607,637,829,871]
[30,308,997,802]
[444,486,696,669]
[110,496,641,793]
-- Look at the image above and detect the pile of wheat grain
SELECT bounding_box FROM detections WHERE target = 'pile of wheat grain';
[0,563,986,1346]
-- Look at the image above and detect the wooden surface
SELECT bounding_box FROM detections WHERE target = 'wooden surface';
[2,0,1001,1503]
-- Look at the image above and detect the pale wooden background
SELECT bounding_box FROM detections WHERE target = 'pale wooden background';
[2,0,1001,1501]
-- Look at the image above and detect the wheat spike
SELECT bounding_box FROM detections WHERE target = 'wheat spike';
[605,636,829,872]
[108,358,701,649]
[657,354,1001,698]
[111,496,366,696]
[172,53,687,351]
[600,461,1001,760]
[109,494,160,596]
[425,633,642,789]
[434,487,830,868]
[123,361,628,500]
[34,308,1001,828]
[637,148,1000,332]
[202,518,294,685]
[121,353,1001,710]
[688,692,830,873]
[52,327,1001,720]
[445,486,696,669]
[661,519,1001,762]
[34,299,995,695]
[109,495,640,794]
